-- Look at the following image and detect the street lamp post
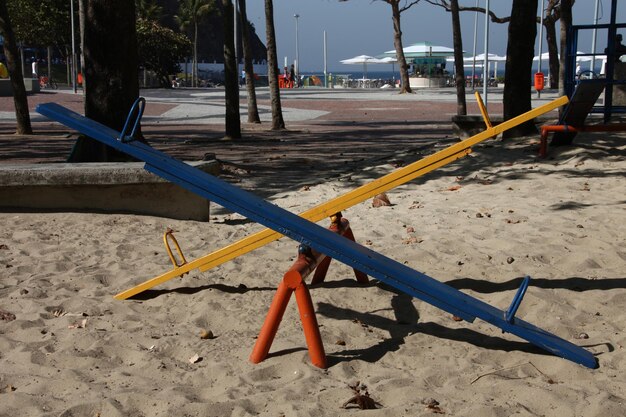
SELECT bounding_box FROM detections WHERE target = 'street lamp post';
[294,14,300,78]
[471,0,479,89]
[70,0,77,93]
[537,0,545,98]
[482,0,490,107]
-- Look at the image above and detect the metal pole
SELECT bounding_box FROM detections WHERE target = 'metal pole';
[471,0,479,89]
[70,0,77,94]
[294,14,300,78]
[234,0,238,75]
[483,0,489,106]
[537,0,545,98]
[590,0,600,72]
[323,30,328,88]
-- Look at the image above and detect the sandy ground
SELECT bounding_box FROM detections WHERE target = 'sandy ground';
[0,88,625,416]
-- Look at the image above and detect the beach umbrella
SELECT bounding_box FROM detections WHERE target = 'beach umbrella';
[533,52,554,61]
[379,56,398,77]
[466,53,506,62]
[340,54,384,79]
[375,56,398,80]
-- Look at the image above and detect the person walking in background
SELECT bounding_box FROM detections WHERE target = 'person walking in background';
[290,64,296,88]
[31,58,38,78]
[605,33,626,59]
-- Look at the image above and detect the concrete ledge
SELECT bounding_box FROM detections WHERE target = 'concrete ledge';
[0,160,220,221]
[451,114,503,139]
[0,78,40,96]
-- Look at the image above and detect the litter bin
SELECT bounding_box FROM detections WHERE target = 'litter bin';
[534,72,544,91]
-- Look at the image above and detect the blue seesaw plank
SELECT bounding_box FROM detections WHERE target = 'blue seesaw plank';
[36,101,598,369]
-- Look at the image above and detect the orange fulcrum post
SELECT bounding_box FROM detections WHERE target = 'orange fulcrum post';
[249,213,367,368]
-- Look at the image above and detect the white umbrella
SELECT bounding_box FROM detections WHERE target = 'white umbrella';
[340,54,384,79]
[377,56,398,81]
[465,53,506,62]
[533,52,554,61]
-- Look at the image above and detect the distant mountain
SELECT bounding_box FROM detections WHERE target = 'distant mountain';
[157,0,267,64]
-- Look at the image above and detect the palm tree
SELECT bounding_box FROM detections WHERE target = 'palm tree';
[175,0,214,87]
[136,0,163,21]
[238,0,260,123]
[222,0,241,138]
[264,0,284,129]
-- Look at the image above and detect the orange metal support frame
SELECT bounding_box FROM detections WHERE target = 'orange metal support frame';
[249,213,365,368]
[539,123,626,157]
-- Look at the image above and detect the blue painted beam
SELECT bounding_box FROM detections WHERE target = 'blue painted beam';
[36,102,598,369]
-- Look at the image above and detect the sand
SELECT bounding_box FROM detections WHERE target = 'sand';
[1,126,625,416]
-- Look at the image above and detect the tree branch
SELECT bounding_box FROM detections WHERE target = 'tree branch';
[425,0,510,23]
[399,0,421,14]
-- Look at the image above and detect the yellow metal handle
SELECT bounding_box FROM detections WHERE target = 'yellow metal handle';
[163,228,188,276]
[475,91,493,129]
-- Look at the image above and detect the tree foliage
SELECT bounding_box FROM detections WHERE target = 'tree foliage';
[137,18,191,87]
[136,0,164,21]
[7,0,71,49]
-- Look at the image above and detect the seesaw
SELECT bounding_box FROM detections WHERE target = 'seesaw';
[37,98,598,369]
[113,93,569,301]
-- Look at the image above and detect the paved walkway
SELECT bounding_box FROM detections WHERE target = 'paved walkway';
[0,86,564,197]
[0,86,562,125]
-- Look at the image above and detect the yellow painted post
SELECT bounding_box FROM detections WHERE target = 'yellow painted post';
[475,91,493,128]
[114,96,568,300]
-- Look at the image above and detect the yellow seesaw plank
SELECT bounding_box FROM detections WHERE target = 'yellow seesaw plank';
[114,95,568,300]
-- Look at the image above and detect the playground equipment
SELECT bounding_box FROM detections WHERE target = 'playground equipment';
[564,0,625,122]
[111,94,567,301]
[540,80,626,156]
[250,213,367,368]
[37,98,597,369]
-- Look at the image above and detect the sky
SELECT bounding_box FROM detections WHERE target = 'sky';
[244,0,626,73]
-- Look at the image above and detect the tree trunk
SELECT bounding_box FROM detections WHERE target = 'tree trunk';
[503,0,538,138]
[264,0,284,130]
[559,0,572,97]
[193,21,198,87]
[450,0,466,115]
[390,1,412,94]
[68,0,141,162]
[47,46,52,81]
[238,0,260,123]
[544,19,559,89]
[222,0,241,139]
[66,46,70,85]
[0,1,32,134]
[553,0,575,144]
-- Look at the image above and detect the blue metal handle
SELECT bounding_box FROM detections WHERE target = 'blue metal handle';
[505,275,531,323]
[119,97,146,143]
